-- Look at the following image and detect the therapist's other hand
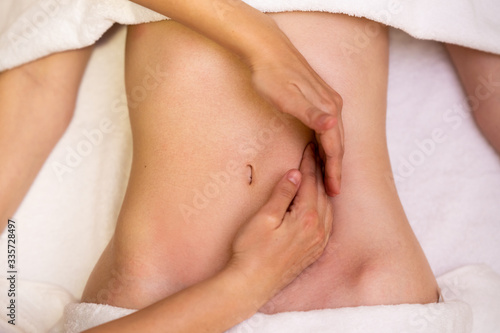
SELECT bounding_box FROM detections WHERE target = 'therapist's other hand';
[229,143,334,297]
[249,40,344,196]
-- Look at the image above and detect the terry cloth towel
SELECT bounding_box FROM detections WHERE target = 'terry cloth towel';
[1,0,500,72]
[64,264,500,333]
[65,302,471,333]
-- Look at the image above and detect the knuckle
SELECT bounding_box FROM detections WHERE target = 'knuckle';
[302,209,319,227]
[262,212,280,225]
[305,105,320,121]
[320,91,343,115]
[315,228,326,244]
[318,96,335,110]
[332,93,343,112]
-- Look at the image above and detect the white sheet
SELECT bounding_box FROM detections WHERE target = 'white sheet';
[0,3,499,333]
[1,0,500,71]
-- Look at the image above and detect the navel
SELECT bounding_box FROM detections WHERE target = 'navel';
[246,164,253,185]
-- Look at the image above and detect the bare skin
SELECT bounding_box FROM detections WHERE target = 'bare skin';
[82,13,439,317]
[0,2,497,331]
[131,0,345,196]
[85,145,334,333]
[446,44,500,154]
[0,47,93,231]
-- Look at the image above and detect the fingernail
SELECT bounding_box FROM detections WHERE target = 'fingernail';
[287,170,300,185]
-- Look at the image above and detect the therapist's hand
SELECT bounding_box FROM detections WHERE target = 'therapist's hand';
[229,143,334,298]
[130,0,344,196]
[86,143,333,333]
[249,41,344,196]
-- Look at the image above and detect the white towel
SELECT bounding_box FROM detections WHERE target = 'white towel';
[0,279,75,333]
[65,301,471,333]
[0,0,164,71]
[63,265,500,333]
[64,303,135,333]
[0,1,499,332]
[1,0,499,71]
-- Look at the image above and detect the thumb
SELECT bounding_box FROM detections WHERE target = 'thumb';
[260,170,301,226]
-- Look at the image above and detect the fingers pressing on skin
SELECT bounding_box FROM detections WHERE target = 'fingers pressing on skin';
[315,154,334,242]
[290,75,344,197]
[294,143,319,207]
[317,122,344,196]
[279,84,338,133]
[248,51,344,196]
[260,169,302,228]
[294,75,343,133]
[277,82,344,196]
[289,142,334,262]
[307,87,343,196]
[301,142,333,232]
[229,142,334,293]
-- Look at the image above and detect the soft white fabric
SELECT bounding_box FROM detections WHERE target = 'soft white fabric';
[64,301,471,333]
[245,0,500,54]
[0,0,165,71]
[438,265,500,333]
[1,0,500,71]
[0,1,499,332]
[64,265,500,333]
[64,303,135,333]
[0,279,75,333]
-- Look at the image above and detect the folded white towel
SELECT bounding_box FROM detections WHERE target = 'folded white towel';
[65,301,471,333]
[0,0,164,71]
[64,303,135,333]
[1,0,499,71]
[63,265,500,333]
[437,265,500,333]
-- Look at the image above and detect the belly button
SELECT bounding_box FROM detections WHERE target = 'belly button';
[247,164,253,185]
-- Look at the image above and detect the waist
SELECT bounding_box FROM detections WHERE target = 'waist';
[83,116,314,309]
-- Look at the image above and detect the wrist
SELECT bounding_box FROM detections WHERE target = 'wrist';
[222,259,278,309]
[242,24,294,67]
[228,9,293,67]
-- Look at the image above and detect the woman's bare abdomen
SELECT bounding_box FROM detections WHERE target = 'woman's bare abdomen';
[82,18,313,309]
[82,12,438,314]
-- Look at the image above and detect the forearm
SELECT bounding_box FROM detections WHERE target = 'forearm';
[130,0,291,63]
[85,266,273,333]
